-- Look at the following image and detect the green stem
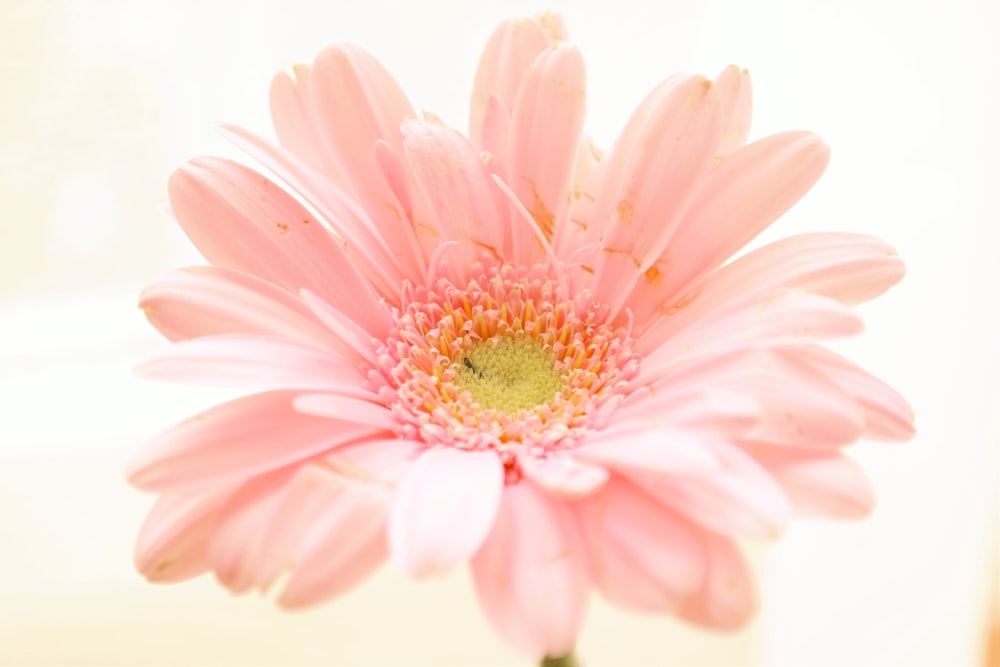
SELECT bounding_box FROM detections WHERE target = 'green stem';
[540,650,580,667]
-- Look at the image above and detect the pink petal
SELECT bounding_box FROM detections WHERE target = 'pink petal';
[471,481,588,658]
[135,334,371,397]
[277,440,422,606]
[573,426,719,477]
[577,477,707,613]
[299,289,382,367]
[168,157,391,339]
[269,63,333,176]
[615,383,760,438]
[748,446,876,518]
[634,347,865,449]
[592,76,722,317]
[139,266,341,354]
[134,488,231,583]
[479,95,511,180]
[632,441,791,539]
[637,290,864,374]
[638,232,905,354]
[629,131,830,324]
[678,532,757,629]
[292,393,397,428]
[126,391,389,493]
[792,344,915,441]
[388,448,504,577]
[402,121,506,275]
[716,65,753,157]
[519,452,609,498]
[507,43,587,246]
[253,463,391,598]
[219,124,422,300]
[555,73,687,260]
[207,469,293,592]
[469,14,564,149]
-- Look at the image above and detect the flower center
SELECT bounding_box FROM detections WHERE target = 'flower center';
[455,336,562,413]
[370,259,640,455]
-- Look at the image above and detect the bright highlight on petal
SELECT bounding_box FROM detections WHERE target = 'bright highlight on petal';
[131,11,913,661]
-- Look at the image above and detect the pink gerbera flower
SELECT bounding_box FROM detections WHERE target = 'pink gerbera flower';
[129,12,914,662]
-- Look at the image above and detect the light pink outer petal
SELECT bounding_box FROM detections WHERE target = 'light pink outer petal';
[678,531,758,629]
[630,131,830,324]
[388,448,504,577]
[134,488,232,583]
[592,76,722,317]
[716,65,752,157]
[519,452,608,498]
[469,14,565,149]
[636,291,864,381]
[638,232,905,355]
[135,334,370,397]
[402,121,506,276]
[748,446,876,518]
[577,477,707,613]
[471,481,589,659]
[219,124,421,300]
[632,441,791,539]
[635,347,865,450]
[507,43,586,247]
[269,63,333,177]
[168,157,391,339]
[275,440,421,606]
[573,426,719,477]
[253,463,392,601]
[555,73,686,260]
[206,469,293,592]
[126,391,390,493]
[791,344,915,442]
[139,266,342,355]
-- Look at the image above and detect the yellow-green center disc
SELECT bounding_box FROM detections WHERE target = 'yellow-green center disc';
[455,336,562,413]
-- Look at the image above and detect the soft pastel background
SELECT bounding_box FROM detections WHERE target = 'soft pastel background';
[1,0,997,665]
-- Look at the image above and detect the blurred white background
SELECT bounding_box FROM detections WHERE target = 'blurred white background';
[1,0,998,665]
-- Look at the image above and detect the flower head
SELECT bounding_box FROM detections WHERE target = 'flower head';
[129,13,913,659]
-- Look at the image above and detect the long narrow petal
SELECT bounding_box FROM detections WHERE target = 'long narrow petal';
[219,124,420,299]
[139,266,341,354]
[469,14,565,149]
[638,232,905,354]
[747,446,876,518]
[206,469,293,592]
[135,334,371,397]
[791,344,916,442]
[715,65,752,157]
[253,463,392,597]
[632,441,791,539]
[507,43,587,245]
[678,532,757,629]
[637,347,865,449]
[134,488,232,583]
[269,63,335,177]
[630,131,830,324]
[471,481,589,658]
[573,426,720,477]
[388,448,504,577]
[402,121,506,276]
[637,291,863,376]
[577,477,707,613]
[555,73,687,259]
[126,391,388,493]
[519,452,608,498]
[592,76,722,316]
[168,157,391,339]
